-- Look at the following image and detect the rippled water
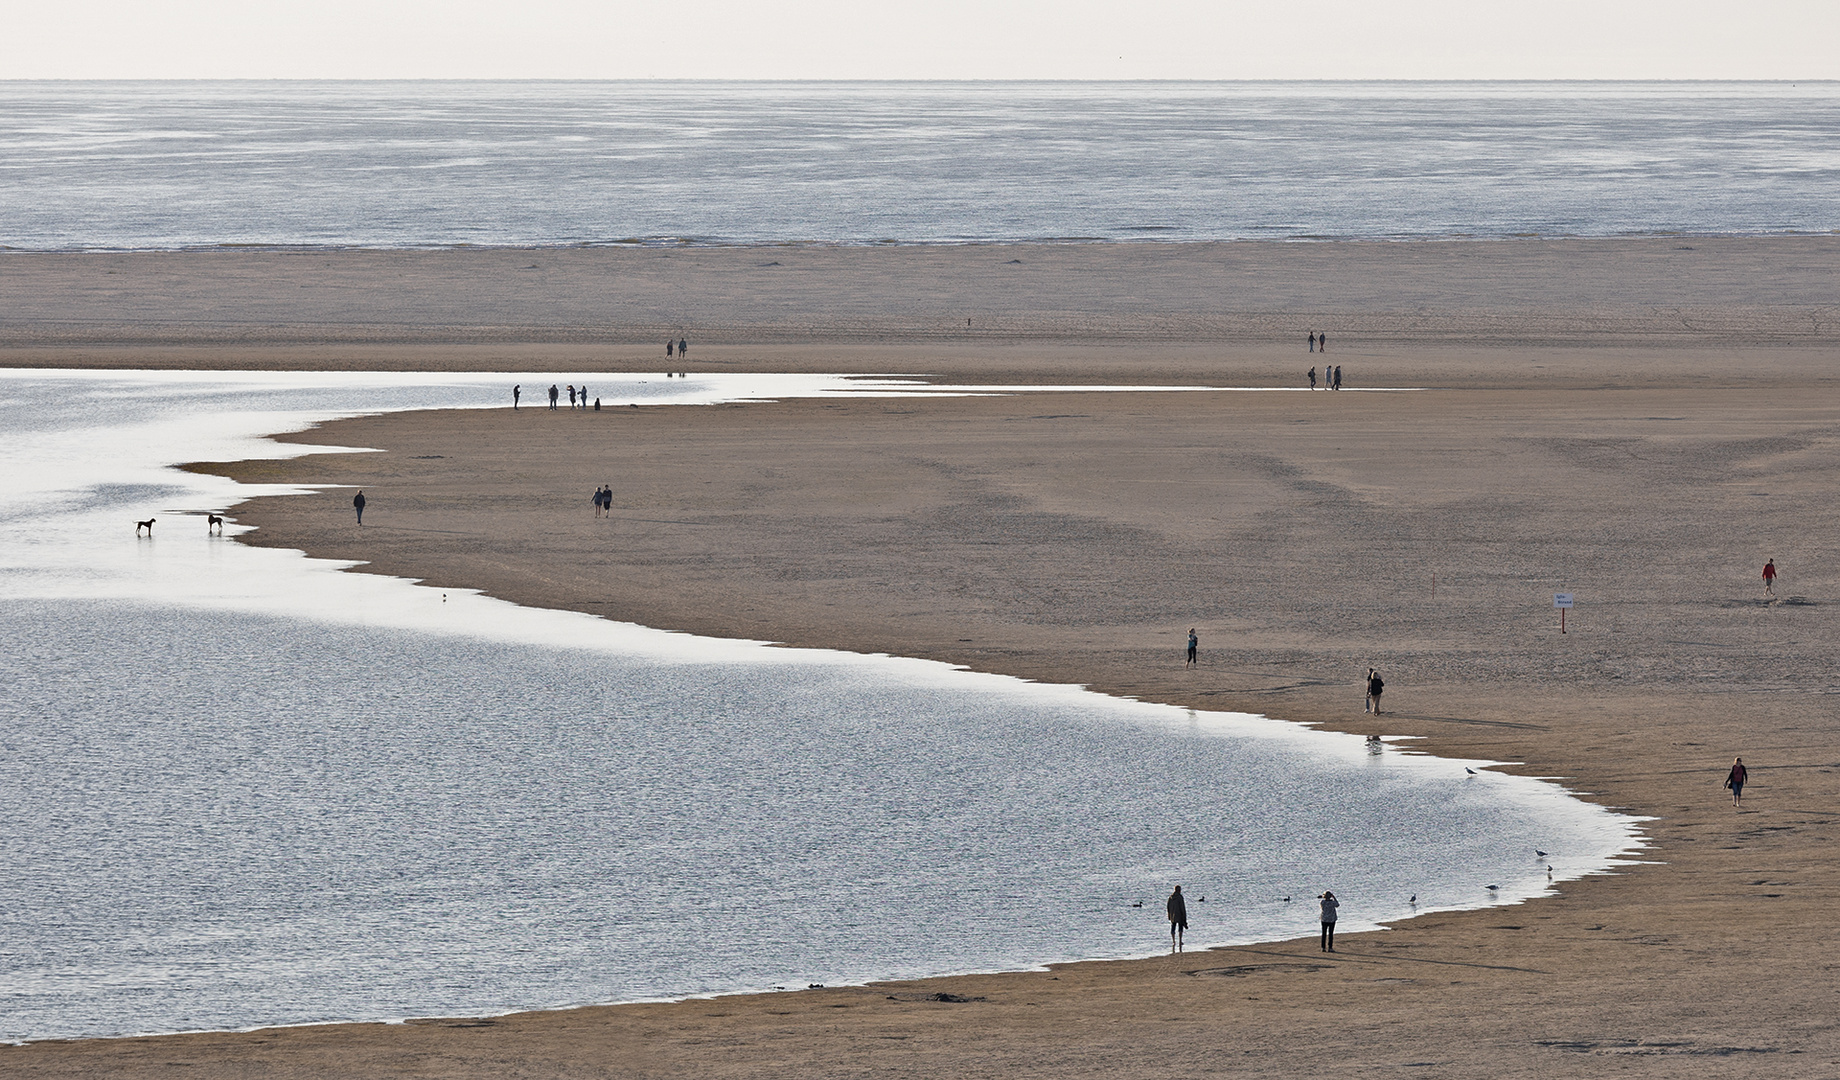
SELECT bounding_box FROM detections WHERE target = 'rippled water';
[1,81,1835,248]
[0,371,1644,1042]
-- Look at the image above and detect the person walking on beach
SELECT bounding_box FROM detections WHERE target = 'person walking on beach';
[679,338,689,359]
[1309,331,1317,353]
[1762,559,1777,596]
[1186,628,1199,668]
[1333,365,1343,390]
[1167,885,1188,950]
[352,489,366,527]
[1308,365,1317,390]
[1365,668,1384,714]
[548,384,559,410]
[1319,890,1339,952]
[667,340,674,358]
[579,383,588,408]
[513,384,520,409]
[1319,332,1328,353]
[1726,756,1749,807]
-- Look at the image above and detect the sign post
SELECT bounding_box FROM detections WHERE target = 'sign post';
[1553,592,1574,634]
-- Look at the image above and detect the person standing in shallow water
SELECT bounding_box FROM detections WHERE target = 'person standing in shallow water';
[352,489,366,526]
[1726,757,1748,807]
[1319,890,1339,952]
[1167,885,1188,950]
[1186,628,1198,668]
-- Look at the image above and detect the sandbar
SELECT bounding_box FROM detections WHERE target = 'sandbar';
[5,239,1840,1077]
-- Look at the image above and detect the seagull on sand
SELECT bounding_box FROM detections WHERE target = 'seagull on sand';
[1535,849,1548,857]
[1408,895,1417,905]
[1484,884,1500,891]
[1465,767,1478,775]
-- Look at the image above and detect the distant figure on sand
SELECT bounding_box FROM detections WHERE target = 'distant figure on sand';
[353,490,366,526]
[592,486,605,518]
[1726,757,1748,806]
[1308,365,1317,390]
[1167,885,1188,950]
[567,385,577,408]
[1319,891,1339,951]
[1333,365,1342,390]
[667,340,674,358]
[1762,559,1777,595]
[1187,628,1198,667]
[579,383,588,408]
[1319,332,1328,353]
[679,338,689,359]
[1309,331,1317,353]
[513,384,520,409]
[1365,668,1384,714]
[549,384,559,410]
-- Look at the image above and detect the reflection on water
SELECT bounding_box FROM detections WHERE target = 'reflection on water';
[0,371,1645,1041]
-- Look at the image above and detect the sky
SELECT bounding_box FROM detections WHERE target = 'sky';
[5,0,1837,81]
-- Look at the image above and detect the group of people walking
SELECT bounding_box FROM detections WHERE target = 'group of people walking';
[529,383,597,410]
[592,485,614,518]
[1308,365,1343,390]
[666,338,689,358]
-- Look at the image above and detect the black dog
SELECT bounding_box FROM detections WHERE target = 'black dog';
[207,514,224,533]
[136,517,156,535]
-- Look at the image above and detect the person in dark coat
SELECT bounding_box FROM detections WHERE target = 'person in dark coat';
[1167,885,1188,950]
[353,489,366,526]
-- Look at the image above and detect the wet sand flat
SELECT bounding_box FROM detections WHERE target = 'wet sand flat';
[7,240,1840,1077]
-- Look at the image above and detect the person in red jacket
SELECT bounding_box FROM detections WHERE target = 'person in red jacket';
[1762,559,1777,596]
[1726,757,1748,807]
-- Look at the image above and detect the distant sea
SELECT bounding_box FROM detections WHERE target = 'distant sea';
[2,80,1837,250]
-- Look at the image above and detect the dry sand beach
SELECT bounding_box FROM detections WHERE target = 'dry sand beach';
[6,238,1840,1076]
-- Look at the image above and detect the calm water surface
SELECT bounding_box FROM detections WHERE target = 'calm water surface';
[1,81,1835,248]
[0,371,1645,1041]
